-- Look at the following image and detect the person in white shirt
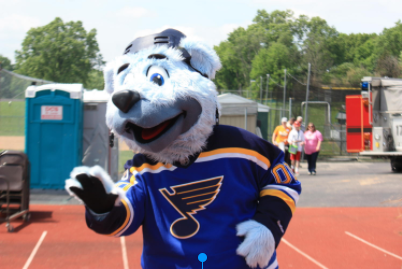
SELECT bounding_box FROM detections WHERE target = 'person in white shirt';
[287,121,305,174]
[296,116,305,132]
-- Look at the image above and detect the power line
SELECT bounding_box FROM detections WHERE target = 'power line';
[269,77,283,87]
[287,72,307,86]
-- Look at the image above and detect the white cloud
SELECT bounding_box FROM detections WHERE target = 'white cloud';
[116,7,155,18]
[220,24,241,35]
[292,9,320,19]
[128,23,252,49]
[200,22,252,46]
[0,14,41,31]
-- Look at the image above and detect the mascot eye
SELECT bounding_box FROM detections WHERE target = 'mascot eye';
[146,66,169,86]
[150,73,164,86]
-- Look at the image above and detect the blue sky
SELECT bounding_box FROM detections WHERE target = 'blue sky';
[1,0,402,64]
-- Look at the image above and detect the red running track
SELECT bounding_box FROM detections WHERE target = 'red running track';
[0,206,401,269]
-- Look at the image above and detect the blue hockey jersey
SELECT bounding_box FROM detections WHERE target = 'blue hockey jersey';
[86,125,301,269]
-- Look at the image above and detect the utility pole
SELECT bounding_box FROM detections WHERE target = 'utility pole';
[283,69,287,118]
[304,63,311,129]
[266,74,270,105]
[249,80,256,99]
[289,98,293,119]
[259,76,263,103]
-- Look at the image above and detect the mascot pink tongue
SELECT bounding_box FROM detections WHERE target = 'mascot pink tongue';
[65,28,301,269]
[141,120,171,140]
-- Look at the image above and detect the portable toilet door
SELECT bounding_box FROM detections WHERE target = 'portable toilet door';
[82,89,119,181]
[25,84,83,189]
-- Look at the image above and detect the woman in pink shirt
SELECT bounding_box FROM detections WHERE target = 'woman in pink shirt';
[304,123,323,175]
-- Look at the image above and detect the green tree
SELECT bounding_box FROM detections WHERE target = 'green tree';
[253,9,296,48]
[298,16,340,80]
[214,25,265,91]
[15,17,104,87]
[375,21,402,58]
[214,9,298,92]
[375,55,401,78]
[0,55,13,70]
[85,69,104,90]
[250,43,292,99]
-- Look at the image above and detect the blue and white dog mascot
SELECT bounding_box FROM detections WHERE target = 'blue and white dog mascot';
[66,29,301,269]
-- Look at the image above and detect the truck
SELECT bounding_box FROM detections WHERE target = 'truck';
[345,77,402,172]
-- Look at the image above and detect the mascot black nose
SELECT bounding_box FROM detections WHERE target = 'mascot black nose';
[112,90,141,113]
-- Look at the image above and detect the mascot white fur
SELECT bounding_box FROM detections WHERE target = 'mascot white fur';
[66,29,301,269]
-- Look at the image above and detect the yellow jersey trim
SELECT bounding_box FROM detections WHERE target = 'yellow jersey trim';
[131,163,173,173]
[199,148,271,168]
[107,199,131,237]
[260,189,296,214]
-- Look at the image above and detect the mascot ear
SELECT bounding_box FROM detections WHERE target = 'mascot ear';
[180,38,222,79]
[103,62,115,94]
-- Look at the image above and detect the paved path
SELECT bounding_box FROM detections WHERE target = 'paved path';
[29,161,402,208]
[297,161,402,207]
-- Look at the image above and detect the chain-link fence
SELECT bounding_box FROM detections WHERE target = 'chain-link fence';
[2,67,358,156]
[218,72,360,156]
[0,69,54,150]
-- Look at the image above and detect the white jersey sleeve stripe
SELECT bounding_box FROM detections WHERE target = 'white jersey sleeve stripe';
[262,185,300,204]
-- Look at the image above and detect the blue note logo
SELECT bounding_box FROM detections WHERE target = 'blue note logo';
[159,176,223,239]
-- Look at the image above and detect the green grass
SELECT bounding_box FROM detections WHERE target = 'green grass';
[1,99,347,156]
[0,100,25,136]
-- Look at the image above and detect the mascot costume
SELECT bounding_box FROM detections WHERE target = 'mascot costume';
[65,29,301,269]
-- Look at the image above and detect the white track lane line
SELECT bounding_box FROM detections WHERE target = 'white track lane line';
[345,231,402,261]
[22,231,47,269]
[120,236,130,269]
[282,238,329,269]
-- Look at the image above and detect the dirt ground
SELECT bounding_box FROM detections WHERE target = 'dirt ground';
[0,136,24,150]
[0,136,131,151]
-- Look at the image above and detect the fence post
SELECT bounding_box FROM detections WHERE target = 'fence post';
[260,76,263,103]
[282,69,287,118]
[289,97,293,119]
[304,63,311,128]
[266,74,270,106]
[244,108,248,131]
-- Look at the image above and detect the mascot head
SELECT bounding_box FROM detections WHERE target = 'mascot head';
[104,29,222,165]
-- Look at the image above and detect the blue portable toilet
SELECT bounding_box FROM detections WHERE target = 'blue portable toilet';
[25,84,83,189]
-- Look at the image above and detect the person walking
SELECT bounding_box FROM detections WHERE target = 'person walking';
[296,116,305,132]
[287,117,295,130]
[287,121,305,175]
[272,117,290,153]
[304,123,323,175]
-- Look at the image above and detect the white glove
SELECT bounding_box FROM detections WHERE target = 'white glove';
[236,219,275,268]
[65,165,126,207]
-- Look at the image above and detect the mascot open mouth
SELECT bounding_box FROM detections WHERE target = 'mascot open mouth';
[125,113,185,144]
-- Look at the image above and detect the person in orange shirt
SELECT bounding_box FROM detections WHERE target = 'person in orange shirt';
[272,117,290,152]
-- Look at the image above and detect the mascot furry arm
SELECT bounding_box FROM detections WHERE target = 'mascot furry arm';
[65,29,301,269]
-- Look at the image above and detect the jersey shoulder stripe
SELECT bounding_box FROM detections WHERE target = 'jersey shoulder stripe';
[124,125,281,175]
[260,189,296,214]
[206,125,283,163]
[197,147,271,170]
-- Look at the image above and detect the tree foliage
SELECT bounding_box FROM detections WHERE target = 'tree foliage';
[214,10,402,94]
[14,17,104,88]
[0,55,13,71]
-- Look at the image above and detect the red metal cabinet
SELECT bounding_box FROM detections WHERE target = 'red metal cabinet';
[346,95,372,152]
